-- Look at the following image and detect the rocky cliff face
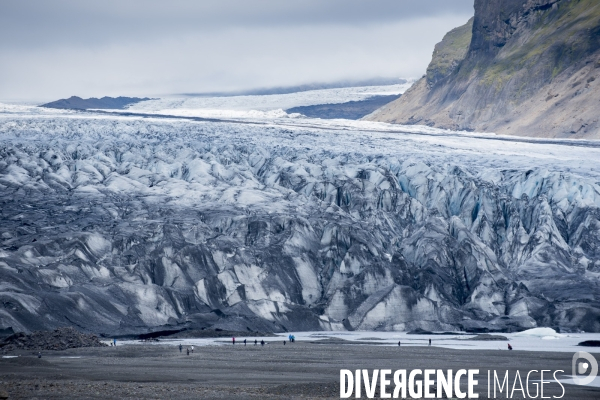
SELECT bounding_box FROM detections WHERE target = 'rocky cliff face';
[367,0,600,139]
[1,108,600,335]
[425,18,473,88]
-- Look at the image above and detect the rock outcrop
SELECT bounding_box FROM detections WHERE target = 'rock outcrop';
[0,327,106,352]
[367,0,600,139]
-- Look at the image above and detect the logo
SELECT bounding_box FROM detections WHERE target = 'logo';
[572,351,598,386]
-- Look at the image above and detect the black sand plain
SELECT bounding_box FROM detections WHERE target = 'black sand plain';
[0,340,598,399]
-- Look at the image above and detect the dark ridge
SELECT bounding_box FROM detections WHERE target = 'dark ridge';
[40,96,152,110]
[134,329,276,340]
[578,340,600,347]
[102,328,276,341]
[285,94,401,120]
[467,334,508,341]
[0,327,14,338]
[181,77,407,97]
[407,328,467,335]
[161,329,276,339]
[137,329,186,340]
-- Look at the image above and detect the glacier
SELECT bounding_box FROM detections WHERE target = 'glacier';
[123,82,413,120]
[0,102,599,335]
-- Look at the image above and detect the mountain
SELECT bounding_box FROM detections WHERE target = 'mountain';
[367,0,600,139]
[40,96,151,110]
[1,108,599,336]
[285,94,401,120]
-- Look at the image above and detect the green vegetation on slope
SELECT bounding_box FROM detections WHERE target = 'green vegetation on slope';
[425,18,474,87]
[479,0,600,90]
[368,0,600,138]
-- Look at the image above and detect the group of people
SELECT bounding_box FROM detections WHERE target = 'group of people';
[397,338,433,346]
[175,334,513,354]
[179,343,195,355]
[178,336,294,353]
[233,337,266,346]
[394,338,514,351]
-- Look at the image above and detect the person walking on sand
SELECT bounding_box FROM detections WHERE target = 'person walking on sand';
[113,338,117,346]
[187,348,190,356]
[398,341,401,346]
[508,343,513,350]
[254,339,257,346]
[244,338,247,346]
[232,337,236,345]
[429,338,431,346]
[179,344,182,353]
[191,345,194,353]
[261,339,265,346]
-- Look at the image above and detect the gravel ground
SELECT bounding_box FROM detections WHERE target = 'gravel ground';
[0,342,598,399]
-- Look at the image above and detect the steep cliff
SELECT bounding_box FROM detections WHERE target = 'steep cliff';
[367,0,600,139]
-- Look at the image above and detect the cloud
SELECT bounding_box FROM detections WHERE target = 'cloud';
[0,1,474,101]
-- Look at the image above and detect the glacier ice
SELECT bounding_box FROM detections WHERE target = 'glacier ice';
[0,103,599,335]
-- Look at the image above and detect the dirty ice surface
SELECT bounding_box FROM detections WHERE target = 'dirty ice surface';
[2,82,600,340]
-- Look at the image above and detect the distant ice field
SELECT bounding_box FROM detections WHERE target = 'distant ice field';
[113,83,413,119]
[2,99,600,222]
[3,102,600,183]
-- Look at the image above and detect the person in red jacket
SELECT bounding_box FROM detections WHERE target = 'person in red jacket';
[232,337,235,345]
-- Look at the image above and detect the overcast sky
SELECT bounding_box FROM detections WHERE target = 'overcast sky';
[0,1,474,102]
